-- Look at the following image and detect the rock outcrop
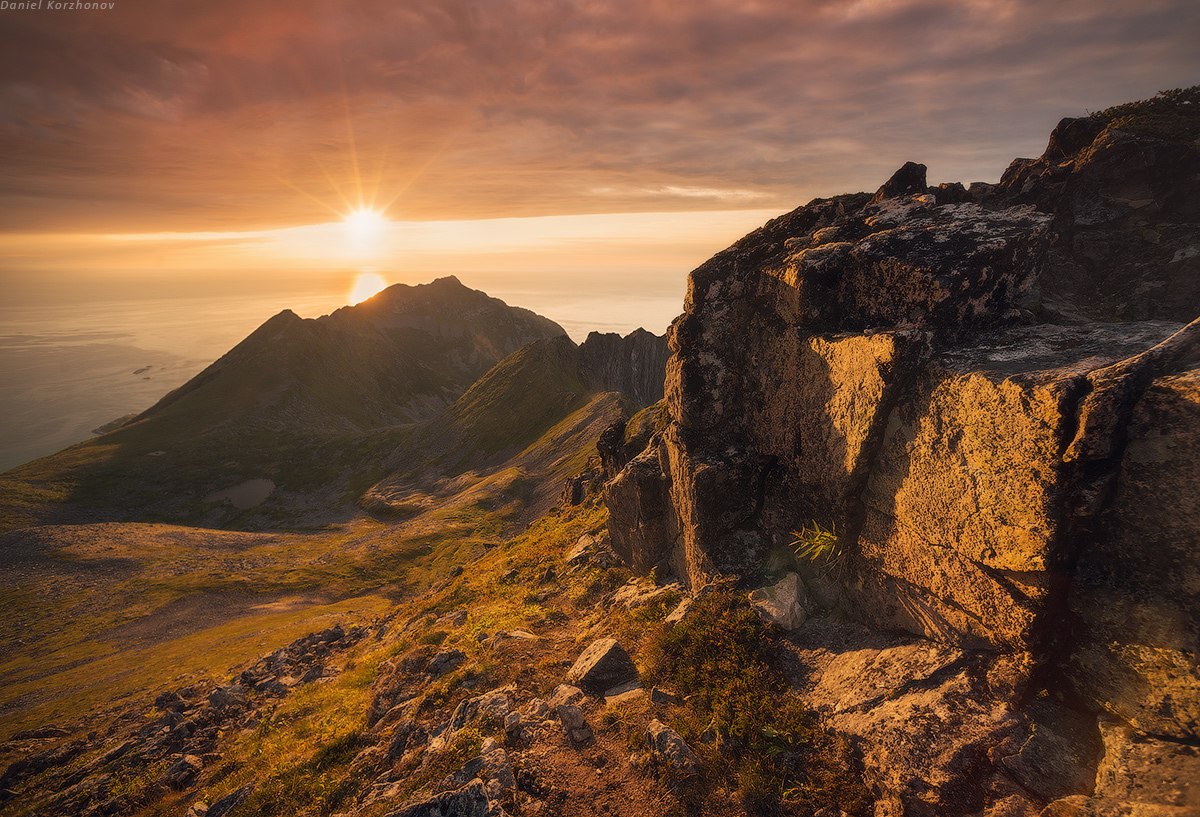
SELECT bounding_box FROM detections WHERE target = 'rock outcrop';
[578,328,672,407]
[604,87,1200,814]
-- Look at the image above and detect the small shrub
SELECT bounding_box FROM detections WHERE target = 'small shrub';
[645,588,870,816]
[418,629,448,646]
[790,521,846,578]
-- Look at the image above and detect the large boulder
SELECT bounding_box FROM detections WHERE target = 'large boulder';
[855,322,1181,648]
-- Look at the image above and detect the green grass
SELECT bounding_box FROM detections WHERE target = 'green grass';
[624,400,670,447]
[789,520,847,578]
[160,657,382,817]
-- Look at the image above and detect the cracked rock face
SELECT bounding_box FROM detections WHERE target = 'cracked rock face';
[1068,367,1200,740]
[604,97,1200,814]
[854,321,1183,649]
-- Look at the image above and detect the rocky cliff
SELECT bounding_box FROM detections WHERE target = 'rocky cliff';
[359,328,668,520]
[605,87,1200,814]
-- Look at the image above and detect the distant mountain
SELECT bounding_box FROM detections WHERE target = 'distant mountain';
[0,280,666,532]
[134,275,566,434]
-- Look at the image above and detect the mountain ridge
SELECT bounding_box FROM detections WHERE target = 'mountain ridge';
[0,278,665,532]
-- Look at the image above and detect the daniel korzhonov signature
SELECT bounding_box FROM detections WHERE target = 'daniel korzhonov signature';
[0,0,116,9]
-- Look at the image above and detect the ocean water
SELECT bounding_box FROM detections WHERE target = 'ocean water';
[0,277,684,472]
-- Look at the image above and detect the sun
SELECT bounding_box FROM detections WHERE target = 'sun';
[349,272,388,304]
[343,207,387,237]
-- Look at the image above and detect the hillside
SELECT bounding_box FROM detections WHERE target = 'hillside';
[362,330,670,521]
[0,277,567,530]
[0,300,671,813]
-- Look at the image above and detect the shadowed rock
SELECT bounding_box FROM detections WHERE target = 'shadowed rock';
[870,161,927,203]
[565,638,639,694]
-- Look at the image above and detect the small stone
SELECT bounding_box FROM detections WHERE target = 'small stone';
[523,697,552,720]
[549,684,585,709]
[566,638,639,693]
[504,712,524,742]
[165,754,203,789]
[207,684,248,711]
[557,705,593,746]
[426,649,467,678]
[646,719,697,779]
[748,572,809,631]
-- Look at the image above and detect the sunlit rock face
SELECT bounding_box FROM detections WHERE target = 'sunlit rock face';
[853,321,1183,649]
[604,93,1200,814]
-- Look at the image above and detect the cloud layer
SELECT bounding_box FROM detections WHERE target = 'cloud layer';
[1,0,1197,230]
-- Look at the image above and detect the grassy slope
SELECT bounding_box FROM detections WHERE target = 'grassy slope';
[0,520,401,740]
[361,335,626,521]
[0,381,625,746]
[132,501,620,817]
[84,497,865,817]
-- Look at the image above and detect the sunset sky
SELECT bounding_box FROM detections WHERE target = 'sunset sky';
[1,0,1198,308]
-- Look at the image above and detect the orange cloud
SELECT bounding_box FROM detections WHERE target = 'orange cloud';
[0,0,1197,232]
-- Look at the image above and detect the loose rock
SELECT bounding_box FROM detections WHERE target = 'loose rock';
[646,719,697,780]
[565,639,639,694]
[164,754,203,789]
[748,572,809,631]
